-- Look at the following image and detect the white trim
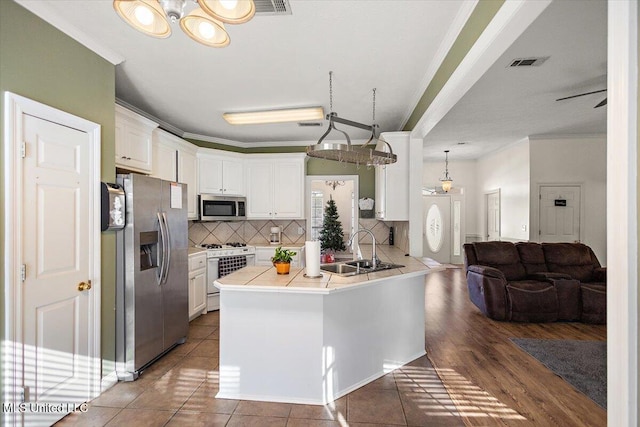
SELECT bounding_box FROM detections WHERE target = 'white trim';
[2,92,103,426]
[410,0,552,141]
[101,370,119,393]
[304,175,359,243]
[13,1,124,65]
[399,0,478,129]
[607,1,638,426]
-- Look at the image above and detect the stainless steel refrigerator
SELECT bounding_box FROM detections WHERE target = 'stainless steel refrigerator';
[115,173,189,380]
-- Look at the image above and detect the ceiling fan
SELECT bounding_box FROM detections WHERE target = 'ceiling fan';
[556,89,607,108]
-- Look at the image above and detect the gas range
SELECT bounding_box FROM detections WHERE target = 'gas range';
[197,243,256,258]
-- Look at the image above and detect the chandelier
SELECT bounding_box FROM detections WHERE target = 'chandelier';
[113,0,255,48]
[440,150,453,192]
[325,180,346,190]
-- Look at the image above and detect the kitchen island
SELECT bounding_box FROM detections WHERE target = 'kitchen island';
[214,246,443,405]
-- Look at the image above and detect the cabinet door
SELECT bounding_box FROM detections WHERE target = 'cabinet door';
[152,140,177,181]
[198,156,224,194]
[246,163,273,218]
[222,159,244,195]
[273,161,304,219]
[179,150,198,219]
[379,135,409,220]
[115,118,127,164]
[126,125,153,172]
[375,165,386,219]
[189,269,207,320]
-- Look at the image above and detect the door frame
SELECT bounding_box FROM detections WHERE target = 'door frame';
[484,189,501,241]
[3,92,102,421]
[534,183,584,243]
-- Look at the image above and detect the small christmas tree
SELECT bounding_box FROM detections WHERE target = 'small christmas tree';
[319,196,346,253]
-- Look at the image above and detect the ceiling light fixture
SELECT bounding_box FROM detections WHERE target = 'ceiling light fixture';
[440,150,453,192]
[325,180,345,190]
[113,0,255,47]
[222,107,324,125]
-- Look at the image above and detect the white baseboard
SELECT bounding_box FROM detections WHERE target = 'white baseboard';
[101,370,119,393]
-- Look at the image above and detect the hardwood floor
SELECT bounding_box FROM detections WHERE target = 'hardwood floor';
[425,267,607,427]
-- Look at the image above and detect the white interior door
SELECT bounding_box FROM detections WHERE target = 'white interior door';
[21,114,93,425]
[539,185,581,242]
[486,191,500,241]
[423,196,451,264]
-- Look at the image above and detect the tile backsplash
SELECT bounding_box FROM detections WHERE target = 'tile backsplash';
[189,220,307,247]
[189,219,408,251]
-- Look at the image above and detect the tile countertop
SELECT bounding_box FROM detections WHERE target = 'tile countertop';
[215,245,444,294]
[188,247,207,256]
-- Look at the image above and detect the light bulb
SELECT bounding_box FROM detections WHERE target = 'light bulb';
[134,4,154,26]
[219,0,238,10]
[198,21,216,39]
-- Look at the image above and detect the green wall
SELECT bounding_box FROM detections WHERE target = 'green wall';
[306,158,375,200]
[404,0,504,130]
[0,1,117,377]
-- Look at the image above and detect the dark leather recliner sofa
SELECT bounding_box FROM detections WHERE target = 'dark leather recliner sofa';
[463,241,606,324]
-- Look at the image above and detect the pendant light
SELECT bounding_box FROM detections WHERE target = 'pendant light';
[440,150,453,192]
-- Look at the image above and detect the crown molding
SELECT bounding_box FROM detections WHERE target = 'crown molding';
[14,0,125,65]
[400,0,478,130]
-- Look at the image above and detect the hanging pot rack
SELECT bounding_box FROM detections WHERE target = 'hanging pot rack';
[306,73,397,166]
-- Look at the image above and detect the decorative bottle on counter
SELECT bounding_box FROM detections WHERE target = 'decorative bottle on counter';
[389,226,394,246]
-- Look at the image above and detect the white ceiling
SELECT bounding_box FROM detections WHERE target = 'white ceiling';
[16,0,606,159]
[423,0,607,160]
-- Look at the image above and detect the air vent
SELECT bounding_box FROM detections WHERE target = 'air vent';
[255,0,292,15]
[508,57,549,67]
[298,122,322,127]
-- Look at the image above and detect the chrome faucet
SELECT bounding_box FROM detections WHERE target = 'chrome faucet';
[347,228,379,268]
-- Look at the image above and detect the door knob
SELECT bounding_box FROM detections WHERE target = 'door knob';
[78,280,92,292]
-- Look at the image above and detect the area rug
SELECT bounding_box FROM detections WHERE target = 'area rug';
[510,338,606,409]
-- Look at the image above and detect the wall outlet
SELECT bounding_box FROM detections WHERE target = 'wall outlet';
[298,227,304,235]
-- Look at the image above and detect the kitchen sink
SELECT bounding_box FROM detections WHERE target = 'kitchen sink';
[320,259,405,276]
[319,263,360,276]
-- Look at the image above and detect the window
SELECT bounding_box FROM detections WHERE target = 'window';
[310,190,324,240]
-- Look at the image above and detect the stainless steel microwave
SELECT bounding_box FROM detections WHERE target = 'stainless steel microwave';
[198,194,246,221]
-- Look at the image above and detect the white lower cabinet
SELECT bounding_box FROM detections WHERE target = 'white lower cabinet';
[188,252,207,321]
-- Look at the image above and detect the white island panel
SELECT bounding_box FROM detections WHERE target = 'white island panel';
[216,272,427,404]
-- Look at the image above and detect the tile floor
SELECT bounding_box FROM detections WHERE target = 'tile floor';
[56,311,464,427]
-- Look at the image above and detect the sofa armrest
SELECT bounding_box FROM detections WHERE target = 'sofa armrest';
[528,272,572,281]
[467,264,506,280]
[466,266,508,320]
[593,267,606,283]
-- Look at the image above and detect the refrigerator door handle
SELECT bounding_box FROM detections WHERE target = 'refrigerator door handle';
[161,212,171,284]
[157,212,168,285]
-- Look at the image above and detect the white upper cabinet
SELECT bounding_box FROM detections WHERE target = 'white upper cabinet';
[115,105,157,173]
[179,146,198,220]
[151,129,199,219]
[375,132,410,221]
[198,151,244,196]
[152,130,178,181]
[245,154,305,219]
